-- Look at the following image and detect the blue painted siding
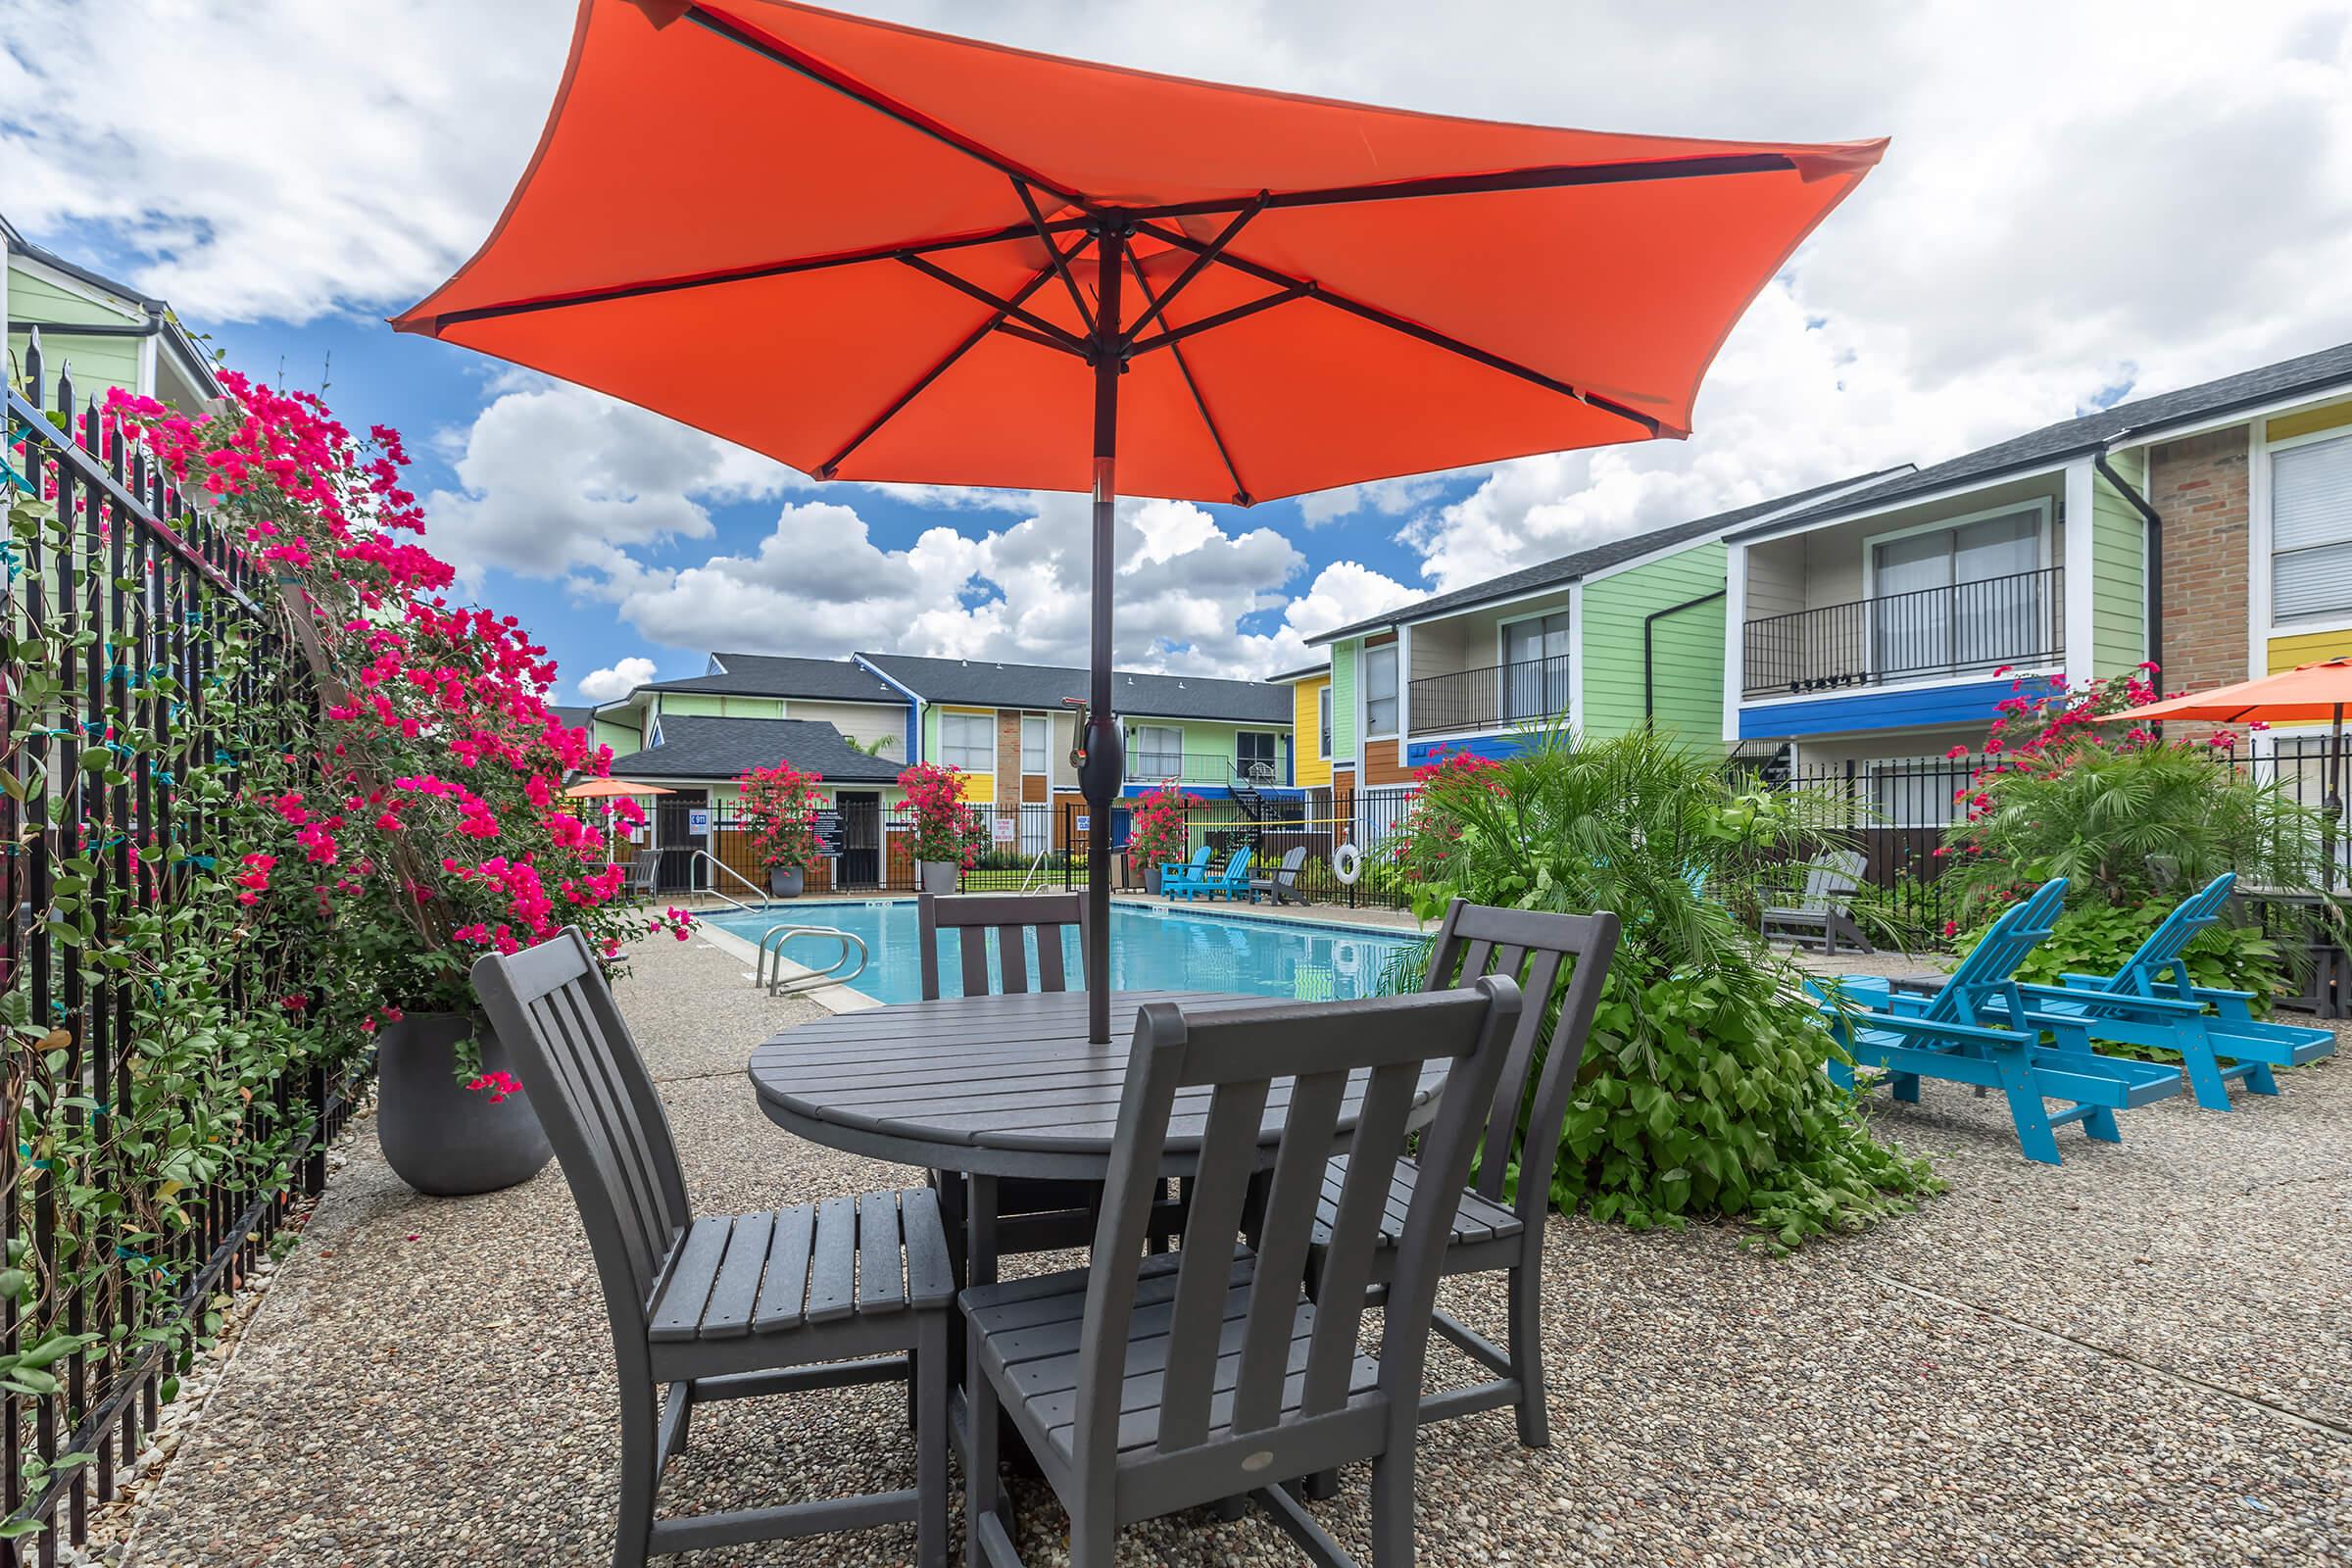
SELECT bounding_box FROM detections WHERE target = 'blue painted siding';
[1739,675,2055,740]
[1404,734,1532,767]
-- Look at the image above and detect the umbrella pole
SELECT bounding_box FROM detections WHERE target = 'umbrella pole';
[2329,703,2344,895]
[1083,223,1128,1045]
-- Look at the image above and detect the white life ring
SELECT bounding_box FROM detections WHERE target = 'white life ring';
[1331,842,1363,885]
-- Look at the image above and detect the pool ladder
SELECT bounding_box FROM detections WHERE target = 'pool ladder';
[754,924,870,998]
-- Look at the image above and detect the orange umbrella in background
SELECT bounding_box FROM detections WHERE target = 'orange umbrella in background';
[397,0,1886,1041]
[564,777,673,858]
[2104,658,2352,886]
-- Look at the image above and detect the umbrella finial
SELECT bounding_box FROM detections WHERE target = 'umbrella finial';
[624,0,692,27]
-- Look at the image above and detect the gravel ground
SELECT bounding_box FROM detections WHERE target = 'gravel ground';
[124,930,2352,1567]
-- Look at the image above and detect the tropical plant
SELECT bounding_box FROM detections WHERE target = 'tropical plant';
[740,761,825,869]
[1388,723,1934,1250]
[843,732,898,759]
[897,761,982,868]
[1127,780,1200,874]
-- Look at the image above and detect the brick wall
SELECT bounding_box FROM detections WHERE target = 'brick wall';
[2148,426,2250,697]
[996,709,1021,789]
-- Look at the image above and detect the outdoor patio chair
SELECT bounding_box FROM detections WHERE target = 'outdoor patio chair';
[1248,845,1311,906]
[1970,872,2334,1109]
[1156,846,1215,899]
[618,852,660,902]
[960,976,1526,1568]
[1815,879,2186,1164]
[1300,900,1617,1481]
[1760,848,1873,956]
[916,893,1179,1274]
[471,929,951,1568]
[1199,846,1255,902]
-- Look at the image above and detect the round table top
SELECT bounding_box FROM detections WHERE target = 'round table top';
[748,989,1448,1179]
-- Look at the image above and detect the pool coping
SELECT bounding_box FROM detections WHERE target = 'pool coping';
[688,894,1433,1011]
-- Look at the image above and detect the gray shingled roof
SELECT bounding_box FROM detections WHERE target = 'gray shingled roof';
[549,705,594,731]
[608,716,902,783]
[1731,339,2352,542]
[626,654,905,705]
[858,654,1293,724]
[1307,467,1912,646]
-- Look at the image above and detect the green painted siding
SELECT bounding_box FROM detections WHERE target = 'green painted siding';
[1580,541,1728,747]
[658,692,786,718]
[2090,451,2148,678]
[1329,641,1357,765]
[592,717,641,756]
[9,270,144,408]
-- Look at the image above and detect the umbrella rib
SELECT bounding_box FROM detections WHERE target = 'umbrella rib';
[683,4,1095,209]
[1012,178,1095,336]
[895,253,1092,356]
[1131,217,1667,437]
[1117,195,1267,350]
[1125,251,1252,507]
[1122,151,1804,222]
[814,247,1086,479]
[1124,284,1311,358]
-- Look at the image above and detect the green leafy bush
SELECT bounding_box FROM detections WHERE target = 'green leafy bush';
[1388,726,1935,1250]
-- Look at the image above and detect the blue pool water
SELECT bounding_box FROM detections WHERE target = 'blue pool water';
[701,901,1420,1006]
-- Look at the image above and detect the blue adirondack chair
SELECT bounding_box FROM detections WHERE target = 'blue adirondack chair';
[1199,847,1255,902]
[1156,846,1214,899]
[1974,873,2334,1109]
[1816,878,2185,1164]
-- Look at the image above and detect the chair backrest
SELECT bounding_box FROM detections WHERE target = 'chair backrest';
[1074,979,1522,1483]
[620,854,658,893]
[1421,899,1619,1228]
[470,930,691,1351]
[1274,846,1308,883]
[1178,846,1213,875]
[918,891,1086,1000]
[1802,849,1865,911]
[1219,847,1252,882]
[1928,877,2066,1025]
[2104,871,2234,997]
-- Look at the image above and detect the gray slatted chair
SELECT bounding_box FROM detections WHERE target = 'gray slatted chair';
[1307,899,1618,1456]
[961,977,1525,1567]
[471,929,951,1568]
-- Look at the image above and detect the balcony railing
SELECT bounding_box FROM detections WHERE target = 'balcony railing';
[1742,565,2062,700]
[1407,653,1573,737]
[1127,751,1250,785]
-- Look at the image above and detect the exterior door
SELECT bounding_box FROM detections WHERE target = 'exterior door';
[1235,730,1277,783]
[836,791,882,887]
[653,788,707,894]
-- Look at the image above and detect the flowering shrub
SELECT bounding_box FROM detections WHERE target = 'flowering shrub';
[897,761,981,868]
[740,761,825,869]
[1127,780,1200,874]
[1390,747,1504,886]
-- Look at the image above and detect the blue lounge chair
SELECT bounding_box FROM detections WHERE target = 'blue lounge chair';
[1197,847,1254,902]
[1816,879,2185,1164]
[1977,873,2334,1109]
[1156,846,1214,899]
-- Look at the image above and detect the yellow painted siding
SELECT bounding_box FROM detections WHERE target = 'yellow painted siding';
[958,771,996,804]
[1291,677,1331,787]
[2268,627,2352,673]
[2266,402,2352,443]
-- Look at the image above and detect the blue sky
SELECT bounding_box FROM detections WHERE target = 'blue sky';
[8,1,2349,703]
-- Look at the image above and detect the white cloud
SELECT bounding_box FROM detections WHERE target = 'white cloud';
[576,657,658,704]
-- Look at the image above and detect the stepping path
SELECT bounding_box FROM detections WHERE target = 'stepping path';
[125,931,2351,1566]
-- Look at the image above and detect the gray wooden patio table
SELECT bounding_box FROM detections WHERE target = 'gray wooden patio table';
[747,989,1450,1285]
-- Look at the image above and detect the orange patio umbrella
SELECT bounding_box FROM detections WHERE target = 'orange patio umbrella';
[2104,658,2352,880]
[396,0,1886,1040]
[564,778,673,858]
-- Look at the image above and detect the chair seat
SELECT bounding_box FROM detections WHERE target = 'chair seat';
[646,1187,953,1343]
[1307,1154,1524,1252]
[962,1250,1379,1460]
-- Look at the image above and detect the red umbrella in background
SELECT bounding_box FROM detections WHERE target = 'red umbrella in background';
[397,0,1886,1041]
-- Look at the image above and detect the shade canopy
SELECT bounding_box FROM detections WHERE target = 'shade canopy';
[394,0,1884,506]
[564,778,675,799]
[2101,660,2352,727]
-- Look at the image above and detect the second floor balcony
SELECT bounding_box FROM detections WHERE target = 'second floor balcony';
[1126,750,1260,786]
[1741,565,2062,700]
[1408,653,1574,737]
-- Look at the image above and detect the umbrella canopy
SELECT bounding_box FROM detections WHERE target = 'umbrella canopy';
[397,0,1886,1038]
[2101,659,2352,728]
[564,778,675,799]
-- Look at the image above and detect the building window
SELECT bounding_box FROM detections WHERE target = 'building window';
[1020,713,1049,774]
[2273,430,2352,623]
[940,711,994,773]
[1317,686,1332,758]
[1129,724,1183,780]
[1236,731,1276,781]
[1502,611,1573,720]
[1363,644,1398,737]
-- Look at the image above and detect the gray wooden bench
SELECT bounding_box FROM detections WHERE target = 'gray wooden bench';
[472,928,951,1568]
[959,977,1525,1567]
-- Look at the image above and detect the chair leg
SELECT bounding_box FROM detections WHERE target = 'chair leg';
[965,1319,1001,1568]
[917,1314,949,1568]
[968,1174,1000,1287]
[2177,1020,2236,1110]
[612,1377,661,1568]
[1994,1056,2063,1165]
[2240,1059,2281,1096]
[1506,1261,1549,1448]
[1889,1071,1921,1103]
[1068,1501,1117,1568]
[1367,1440,1414,1568]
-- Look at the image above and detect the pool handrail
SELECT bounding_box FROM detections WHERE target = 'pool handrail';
[755,924,871,997]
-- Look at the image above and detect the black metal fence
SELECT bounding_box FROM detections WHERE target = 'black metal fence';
[3,345,359,1561]
[1742,566,2063,698]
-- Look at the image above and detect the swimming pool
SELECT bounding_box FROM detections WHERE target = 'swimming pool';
[700,900,1421,1006]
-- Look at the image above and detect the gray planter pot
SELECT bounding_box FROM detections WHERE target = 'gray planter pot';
[1145,864,1163,896]
[916,858,959,896]
[376,1012,554,1198]
[768,863,806,898]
